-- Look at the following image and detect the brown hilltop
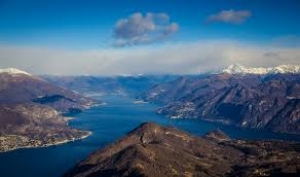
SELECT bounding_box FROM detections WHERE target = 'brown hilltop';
[64,122,300,177]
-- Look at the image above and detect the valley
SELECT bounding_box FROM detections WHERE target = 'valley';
[1,95,300,177]
[1,1,299,176]
[1,65,300,176]
[43,75,176,96]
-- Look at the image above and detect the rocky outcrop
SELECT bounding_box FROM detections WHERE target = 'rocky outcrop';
[64,122,300,177]
[204,129,231,142]
[143,74,300,134]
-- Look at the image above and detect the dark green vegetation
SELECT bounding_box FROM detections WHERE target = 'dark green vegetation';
[65,122,300,177]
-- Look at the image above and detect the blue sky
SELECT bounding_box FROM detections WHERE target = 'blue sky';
[1,0,299,49]
[0,0,300,75]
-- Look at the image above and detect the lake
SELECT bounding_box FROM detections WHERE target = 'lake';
[1,96,300,177]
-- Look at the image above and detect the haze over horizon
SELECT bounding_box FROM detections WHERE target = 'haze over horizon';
[0,0,300,75]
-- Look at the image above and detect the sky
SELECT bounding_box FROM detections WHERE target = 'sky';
[0,0,300,75]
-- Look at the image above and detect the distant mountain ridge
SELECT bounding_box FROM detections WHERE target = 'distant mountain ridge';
[221,64,300,75]
[43,75,177,96]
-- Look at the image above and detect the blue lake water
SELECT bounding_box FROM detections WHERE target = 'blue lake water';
[1,95,300,177]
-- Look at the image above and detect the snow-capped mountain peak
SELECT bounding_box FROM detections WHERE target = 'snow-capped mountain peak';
[222,64,268,74]
[0,68,31,75]
[222,64,300,75]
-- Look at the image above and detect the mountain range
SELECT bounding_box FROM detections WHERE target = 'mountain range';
[143,64,300,134]
[2,65,300,175]
[1,64,300,150]
[221,64,300,75]
[43,75,176,97]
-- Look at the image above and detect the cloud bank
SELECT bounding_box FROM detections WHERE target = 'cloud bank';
[1,41,300,75]
[207,10,251,24]
[114,12,179,46]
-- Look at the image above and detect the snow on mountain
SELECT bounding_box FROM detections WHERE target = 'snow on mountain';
[222,64,300,75]
[222,64,268,74]
[269,65,300,74]
[0,68,31,75]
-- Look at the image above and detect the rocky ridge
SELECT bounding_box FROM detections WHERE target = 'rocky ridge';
[64,122,300,177]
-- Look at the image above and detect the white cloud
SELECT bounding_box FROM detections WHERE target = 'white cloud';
[114,12,179,46]
[0,41,300,75]
[207,10,251,24]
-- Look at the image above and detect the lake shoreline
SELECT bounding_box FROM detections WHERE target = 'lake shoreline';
[2,95,300,177]
[0,131,92,153]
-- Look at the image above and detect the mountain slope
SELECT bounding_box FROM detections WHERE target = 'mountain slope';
[0,103,90,152]
[0,68,95,112]
[0,68,94,152]
[64,122,300,177]
[143,73,300,134]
